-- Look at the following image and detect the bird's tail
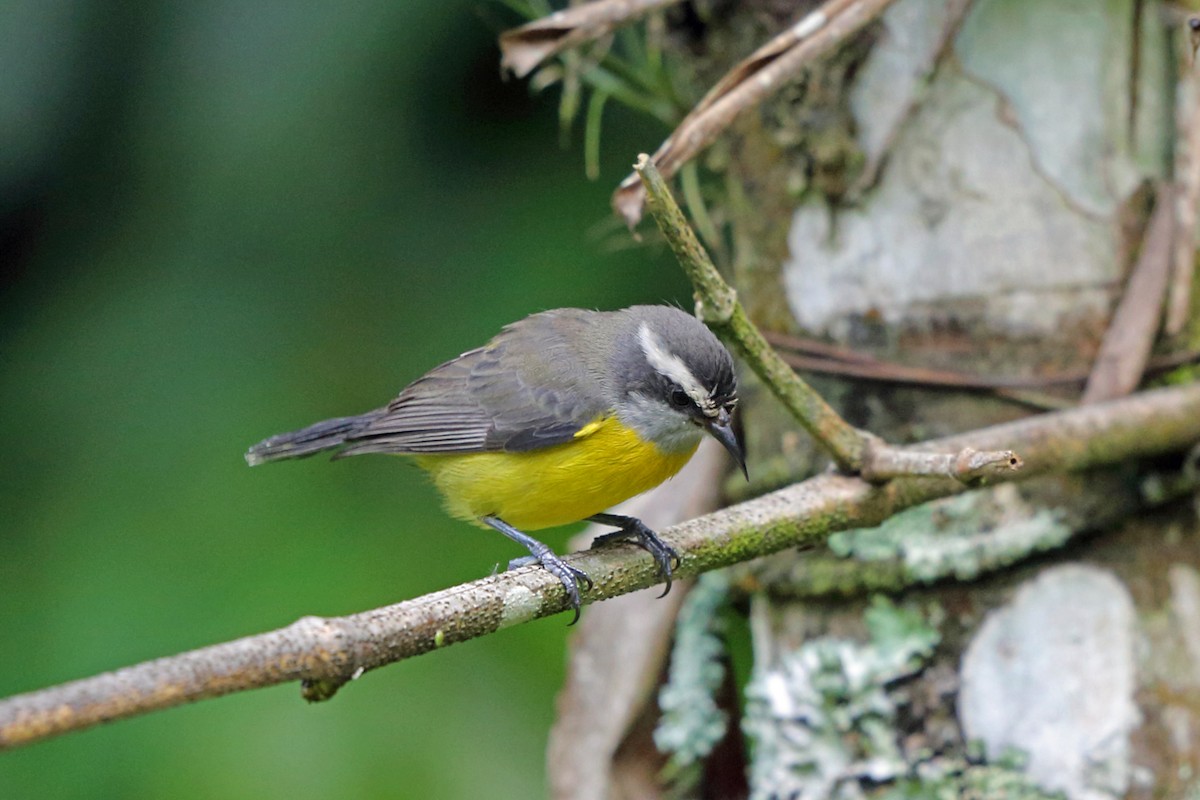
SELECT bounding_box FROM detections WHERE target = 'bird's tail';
[245,411,382,465]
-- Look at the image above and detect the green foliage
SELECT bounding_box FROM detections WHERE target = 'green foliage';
[0,2,684,798]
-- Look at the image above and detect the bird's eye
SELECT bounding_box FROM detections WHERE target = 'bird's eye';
[669,388,691,408]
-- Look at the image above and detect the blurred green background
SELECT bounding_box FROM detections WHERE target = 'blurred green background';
[0,2,687,797]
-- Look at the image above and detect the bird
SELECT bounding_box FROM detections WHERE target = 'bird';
[245,305,745,621]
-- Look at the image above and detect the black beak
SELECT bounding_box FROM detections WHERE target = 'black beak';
[706,409,747,480]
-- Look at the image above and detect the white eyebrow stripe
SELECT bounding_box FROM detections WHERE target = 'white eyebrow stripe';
[638,323,718,415]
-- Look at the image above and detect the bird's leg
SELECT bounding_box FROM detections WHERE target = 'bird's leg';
[587,513,680,597]
[482,516,593,624]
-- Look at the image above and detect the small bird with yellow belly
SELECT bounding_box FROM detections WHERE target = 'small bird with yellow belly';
[245,305,745,620]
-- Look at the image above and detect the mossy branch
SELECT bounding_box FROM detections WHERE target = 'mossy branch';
[634,154,1022,483]
[3,382,1200,750]
[635,154,864,471]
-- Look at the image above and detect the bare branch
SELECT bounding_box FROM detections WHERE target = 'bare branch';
[614,0,898,227]
[765,332,1073,411]
[860,441,1022,484]
[500,0,684,79]
[2,383,1200,750]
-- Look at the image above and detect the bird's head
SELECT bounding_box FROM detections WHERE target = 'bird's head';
[612,306,745,477]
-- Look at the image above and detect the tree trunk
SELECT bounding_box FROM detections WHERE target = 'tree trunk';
[551,0,1200,797]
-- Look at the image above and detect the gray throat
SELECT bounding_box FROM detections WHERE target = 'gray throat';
[616,393,704,454]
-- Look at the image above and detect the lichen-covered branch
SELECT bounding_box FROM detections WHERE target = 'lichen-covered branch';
[739,467,1198,599]
[3,382,1200,751]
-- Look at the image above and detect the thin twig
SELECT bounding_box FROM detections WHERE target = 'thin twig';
[767,334,1056,386]
[773,351,1074,411]
[500,0,684,79]
[1083,186,1175,403]
[765,330,1200,390]
[3,383,1200,750]
[764,330,880,365]
[614,0,898,227]
[634,154,1022,482]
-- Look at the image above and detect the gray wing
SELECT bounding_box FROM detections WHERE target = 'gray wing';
[337,310,610,456]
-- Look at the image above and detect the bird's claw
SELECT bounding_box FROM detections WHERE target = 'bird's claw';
[590,520,680,597]
[486,516,591,624]
[507,551,592,624]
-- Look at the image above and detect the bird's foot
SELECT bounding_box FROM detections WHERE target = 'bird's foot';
[506,549,592,624]
[483,516,592,624]
[587,513,680,597]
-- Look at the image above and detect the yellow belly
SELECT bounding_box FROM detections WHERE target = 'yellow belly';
[415,416,700,530]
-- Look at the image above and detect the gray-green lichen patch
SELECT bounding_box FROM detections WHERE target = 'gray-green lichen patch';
[881,758,1068,799]
[959,564,1138,799]
[654,571,732,771]
[827,484,1072,585]
[742,596,940,799]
